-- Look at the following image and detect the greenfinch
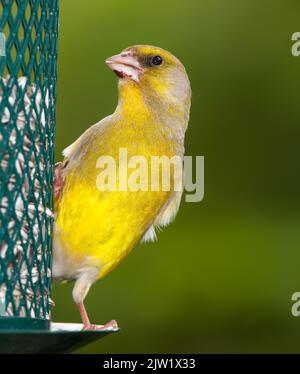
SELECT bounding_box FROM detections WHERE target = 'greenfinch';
[53,45,191,330]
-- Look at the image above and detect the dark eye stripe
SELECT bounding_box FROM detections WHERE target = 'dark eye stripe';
[139,55,164,68]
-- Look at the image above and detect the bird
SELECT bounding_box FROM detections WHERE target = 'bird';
[53,45,191,330]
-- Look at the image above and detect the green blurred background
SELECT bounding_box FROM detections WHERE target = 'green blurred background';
[52,0,300,353]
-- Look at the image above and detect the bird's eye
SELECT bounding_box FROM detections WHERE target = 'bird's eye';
[151,55,163,66]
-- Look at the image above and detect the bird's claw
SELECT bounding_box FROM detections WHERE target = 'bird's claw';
[82,319,119,331]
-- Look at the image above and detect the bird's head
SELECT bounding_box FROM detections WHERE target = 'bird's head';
[106,45,191,123]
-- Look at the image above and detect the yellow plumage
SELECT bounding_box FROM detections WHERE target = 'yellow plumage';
[53,45,191,329]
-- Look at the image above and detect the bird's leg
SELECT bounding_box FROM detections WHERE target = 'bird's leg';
[74,275,119,331]
[76,301,90,326]
[76,301,119,331]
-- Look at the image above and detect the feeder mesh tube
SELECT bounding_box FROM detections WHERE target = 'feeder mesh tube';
[0,0,58,320]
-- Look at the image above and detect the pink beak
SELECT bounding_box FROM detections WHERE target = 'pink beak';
[105,51,143,82]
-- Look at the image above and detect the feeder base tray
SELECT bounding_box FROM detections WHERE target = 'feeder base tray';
[0,322,119,353]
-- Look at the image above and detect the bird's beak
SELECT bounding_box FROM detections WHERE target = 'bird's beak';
[105,52,143,83]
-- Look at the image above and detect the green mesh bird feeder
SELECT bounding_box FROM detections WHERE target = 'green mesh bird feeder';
[0,0,58,330]
[0,1,117,353]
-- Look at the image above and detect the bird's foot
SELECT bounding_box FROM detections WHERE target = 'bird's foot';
[82,319,118,331]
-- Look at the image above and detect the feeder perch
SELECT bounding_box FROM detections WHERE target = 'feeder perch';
[0,0,117,353]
